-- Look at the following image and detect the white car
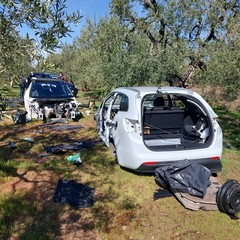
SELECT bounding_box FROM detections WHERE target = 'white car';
[24,78,80,121]
[95,87,223,173]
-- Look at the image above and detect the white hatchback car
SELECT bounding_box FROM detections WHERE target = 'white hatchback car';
[95,87,223,173]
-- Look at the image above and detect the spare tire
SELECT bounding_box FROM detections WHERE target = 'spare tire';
[217,179,240,216]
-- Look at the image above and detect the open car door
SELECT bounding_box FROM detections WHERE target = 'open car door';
[97,92,117,146]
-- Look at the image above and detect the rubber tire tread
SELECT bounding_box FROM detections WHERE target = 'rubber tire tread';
[217,179,240,215]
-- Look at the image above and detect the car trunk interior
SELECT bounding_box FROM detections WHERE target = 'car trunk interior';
[142,94,213,150]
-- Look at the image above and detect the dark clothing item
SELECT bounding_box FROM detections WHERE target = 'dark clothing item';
[53,179,95,208]
[19,78,27,99]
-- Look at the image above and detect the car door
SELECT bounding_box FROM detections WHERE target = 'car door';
[97,92,117,146]
[107,93,129,149]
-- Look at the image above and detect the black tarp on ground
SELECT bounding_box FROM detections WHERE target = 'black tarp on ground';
[42,140,95,154]
[53,179,95,208]
[155,160,211,198]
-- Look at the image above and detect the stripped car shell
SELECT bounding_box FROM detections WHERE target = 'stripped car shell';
[24,78,80,121]
[95,87,223,173]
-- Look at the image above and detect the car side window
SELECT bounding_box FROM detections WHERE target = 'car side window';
[109,93,129,120]
[102,94,115,120]
[119,94,128,111]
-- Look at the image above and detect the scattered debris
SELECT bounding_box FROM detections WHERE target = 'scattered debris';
[8,141,17,149]
[42,143,68,154]
[22,137,35,143]
[53,179,95,208]
[67,152,82,166]
[47,117,69,125]
[46,124,83,131]
[12,110,27,124]
[41,140,95,155]
[155,160,211,197]
[154,188,173,200]
[155,161,240,216]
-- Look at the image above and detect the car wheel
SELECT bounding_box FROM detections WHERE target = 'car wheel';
[217,179,240,216]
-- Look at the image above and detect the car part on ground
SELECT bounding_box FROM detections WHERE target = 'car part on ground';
[217,179,240,217]
[24,78,81,121]
[12,110,27,124]
[95,86,223,173]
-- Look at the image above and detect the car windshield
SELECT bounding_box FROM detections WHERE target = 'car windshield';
[30,81,74,98]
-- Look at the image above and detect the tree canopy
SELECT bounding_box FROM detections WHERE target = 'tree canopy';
[0,0,81,87]
[47,0,239,100]
[1,0,239,102]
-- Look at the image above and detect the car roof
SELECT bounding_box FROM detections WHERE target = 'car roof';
[31,78,64,83]
[115,86,194,95]
[113,86,218,118]
[32,72,59,78]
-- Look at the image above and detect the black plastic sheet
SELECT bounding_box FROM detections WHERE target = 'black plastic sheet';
[53,179,95,208]
[155,160,211,198]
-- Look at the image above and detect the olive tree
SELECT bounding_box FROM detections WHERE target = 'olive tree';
[110,0,240,89]
[0,0,82,86]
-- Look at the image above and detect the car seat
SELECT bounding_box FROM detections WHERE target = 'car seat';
[152,96,166,110]
[181,101,209,143]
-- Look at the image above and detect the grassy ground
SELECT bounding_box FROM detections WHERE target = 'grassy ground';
[0,90,239,239]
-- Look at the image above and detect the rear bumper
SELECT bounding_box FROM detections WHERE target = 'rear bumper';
[135,158,222,173]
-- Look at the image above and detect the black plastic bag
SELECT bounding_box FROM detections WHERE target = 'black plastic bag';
[12,110,27,124]
[53,179,95,208]
[155,160,211,198]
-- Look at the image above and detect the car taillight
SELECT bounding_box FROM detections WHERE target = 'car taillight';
[210,156,220,160]
[143,162,158,165]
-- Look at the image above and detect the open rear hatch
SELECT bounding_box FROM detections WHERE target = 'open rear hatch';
[142,94,213,150]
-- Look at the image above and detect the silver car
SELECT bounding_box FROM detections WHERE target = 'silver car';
[95,87,223,173]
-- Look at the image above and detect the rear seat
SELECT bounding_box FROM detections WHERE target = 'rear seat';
[144,108,185,137]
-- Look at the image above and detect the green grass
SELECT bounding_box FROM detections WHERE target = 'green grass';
[214,107,240,149]
[0,98,239,239]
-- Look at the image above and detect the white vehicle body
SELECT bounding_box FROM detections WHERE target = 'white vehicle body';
[95,87,223,173]
[24,78,79,121]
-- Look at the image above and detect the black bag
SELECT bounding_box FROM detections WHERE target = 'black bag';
[155,160,211,198]
[12,110,27,124]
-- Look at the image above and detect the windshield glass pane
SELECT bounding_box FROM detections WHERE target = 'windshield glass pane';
[30,81,74,98]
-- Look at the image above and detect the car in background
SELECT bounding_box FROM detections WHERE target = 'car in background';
[94,86,223,173]
[24,78,81,121]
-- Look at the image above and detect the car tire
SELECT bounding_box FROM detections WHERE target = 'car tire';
[217,179,240,216]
